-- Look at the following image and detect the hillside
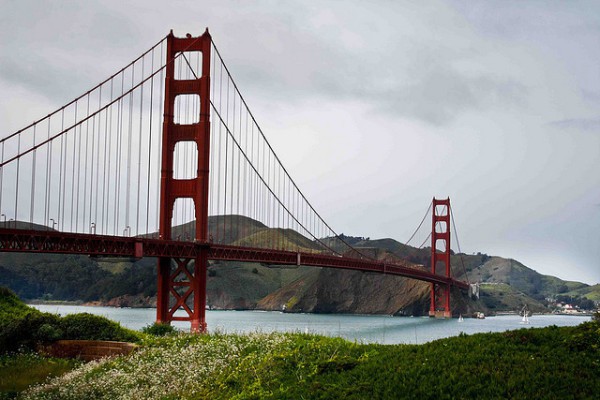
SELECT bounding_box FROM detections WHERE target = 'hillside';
[0,216,596,315]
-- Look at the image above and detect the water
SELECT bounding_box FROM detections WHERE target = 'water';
[31,305,590,345]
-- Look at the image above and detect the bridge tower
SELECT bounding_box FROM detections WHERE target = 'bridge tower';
[157,30,212,332]
[429,197,452,318]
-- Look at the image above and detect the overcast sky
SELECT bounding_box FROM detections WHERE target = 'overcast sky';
[1,1,599,284]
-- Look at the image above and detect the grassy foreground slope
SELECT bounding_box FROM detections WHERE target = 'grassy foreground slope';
[24,321,600,399]
[0,288,141,354]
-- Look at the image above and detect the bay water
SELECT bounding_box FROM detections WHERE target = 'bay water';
[31,305,590,345]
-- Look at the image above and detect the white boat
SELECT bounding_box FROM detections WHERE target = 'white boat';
[520,305,530,324]
[458,314,464,322]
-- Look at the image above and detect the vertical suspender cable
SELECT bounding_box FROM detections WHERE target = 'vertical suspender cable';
[43,118,50,226]
[102,80,112,234]
[59,108,66,231]
[136,57,144,235]
[146,50,155,236]
[115,71,125,235]
[125,62,135,234]
[156,41,164,237]
[14,133,20,225]
[223,76,229,241]
[92,86,101,230]
[30,125,36,227]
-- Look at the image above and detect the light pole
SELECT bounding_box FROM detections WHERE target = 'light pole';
[90,222,96,234]
[50,218,57,230]
[123,226,131,236]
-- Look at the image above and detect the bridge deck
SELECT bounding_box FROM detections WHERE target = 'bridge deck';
[0,228,468,289]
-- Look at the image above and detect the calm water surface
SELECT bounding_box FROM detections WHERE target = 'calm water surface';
[31,305,590,345]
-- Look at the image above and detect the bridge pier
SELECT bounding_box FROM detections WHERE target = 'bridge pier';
[156,253,208,332]
[429,283,451,318]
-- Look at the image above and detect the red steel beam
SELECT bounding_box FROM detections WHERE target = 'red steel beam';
[0,228,469,290]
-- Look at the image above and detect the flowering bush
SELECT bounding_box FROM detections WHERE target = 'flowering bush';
[141,322,178,337]
[23,332,292,399]
[21,322,600,399]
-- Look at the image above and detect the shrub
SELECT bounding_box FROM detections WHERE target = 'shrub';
[35,324,64,342]
[142,322,178,336]
[0,309,61,353]
[568,320,600,352]
[60,313,141,343]
[1,287,142,354]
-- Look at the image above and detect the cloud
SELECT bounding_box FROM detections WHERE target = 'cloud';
[214,6,531,126]
[547,118,600,133]
[1,0,600,284]
[0,0,141,103]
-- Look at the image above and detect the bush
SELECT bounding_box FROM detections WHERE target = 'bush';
[35,324,64,342]
[1,287,142,354]
[0,310,61,353]
[142,322,178,336]
[60,313,141,343]
[568,320,600,352]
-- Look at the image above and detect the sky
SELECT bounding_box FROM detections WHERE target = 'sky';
[1,0,599,285]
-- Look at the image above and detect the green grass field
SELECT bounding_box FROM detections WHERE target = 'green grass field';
[18,320,600,399]
[0,353,79,399]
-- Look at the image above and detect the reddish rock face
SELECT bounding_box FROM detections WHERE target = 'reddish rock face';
[257,268,431,316]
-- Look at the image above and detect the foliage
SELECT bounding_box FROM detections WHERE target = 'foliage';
[593,311,600,322]
[59,313,141,342]
[23,321,600,399]
[0,288,61,353]
[0,352,79,397]
[0,288,141,354]
[567,320,600,352]
[141,323,178,337]
[0,255,156,302]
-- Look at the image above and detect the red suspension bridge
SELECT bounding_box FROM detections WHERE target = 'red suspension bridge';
[0,30,469,332]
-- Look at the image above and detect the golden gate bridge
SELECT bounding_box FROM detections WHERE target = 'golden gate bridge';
[0,29,469,332]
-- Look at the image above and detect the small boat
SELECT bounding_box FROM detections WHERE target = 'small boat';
[458,314,464,322]
[520,305,530,324]
[475,312,485,319]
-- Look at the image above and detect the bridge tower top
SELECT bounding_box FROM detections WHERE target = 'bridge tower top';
[159,29,212,242]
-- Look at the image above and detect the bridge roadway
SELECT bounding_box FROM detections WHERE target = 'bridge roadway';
[0,228,469,289]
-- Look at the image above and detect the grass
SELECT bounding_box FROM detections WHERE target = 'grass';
[572,284,600,301]
[20,321,600,399]
[0,353,80,398]
[479,283,547,312]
